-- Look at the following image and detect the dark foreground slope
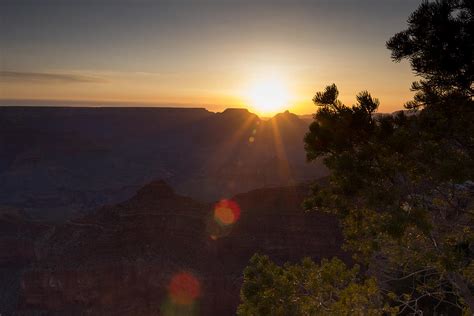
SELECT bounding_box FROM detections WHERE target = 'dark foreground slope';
[7,180,347,315]
[0,207,52,314]
[0,107,327,220]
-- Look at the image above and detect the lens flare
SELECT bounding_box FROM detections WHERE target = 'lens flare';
[213,199,240,226]
[207,199,241,240]
[168,272,201,305]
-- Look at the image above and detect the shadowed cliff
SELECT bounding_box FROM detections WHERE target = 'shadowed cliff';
[0,107,327,220]
[7,180,348,315]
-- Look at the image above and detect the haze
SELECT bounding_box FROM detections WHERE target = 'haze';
[0,0,419,115]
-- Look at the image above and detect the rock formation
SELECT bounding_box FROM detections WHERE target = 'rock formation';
[0,107,327,220]
[13,180,348,315]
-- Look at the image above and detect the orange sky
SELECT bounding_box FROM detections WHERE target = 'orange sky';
[0,1,419,115]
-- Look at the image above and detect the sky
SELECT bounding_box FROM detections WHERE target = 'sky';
[0,0,421,115]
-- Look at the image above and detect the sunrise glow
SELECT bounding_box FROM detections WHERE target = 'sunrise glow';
[244,77,291,116]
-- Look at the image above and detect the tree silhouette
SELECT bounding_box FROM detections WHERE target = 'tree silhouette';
[238,254,394,316]
[304,83,473,314]
[387,0,473,108]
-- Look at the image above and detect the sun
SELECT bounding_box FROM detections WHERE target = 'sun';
[244,77,290,116]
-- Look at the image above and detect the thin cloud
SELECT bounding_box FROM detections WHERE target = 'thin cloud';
[0,71,107,84]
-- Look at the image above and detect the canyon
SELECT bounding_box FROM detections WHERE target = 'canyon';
[1,180,348,315]
[0,107,327,221]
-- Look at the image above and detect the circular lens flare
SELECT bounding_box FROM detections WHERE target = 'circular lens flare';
[213,199,240,226]
[168,272,201,305]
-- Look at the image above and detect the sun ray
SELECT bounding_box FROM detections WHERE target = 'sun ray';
[203,112,258,191]
[270,116,294,185]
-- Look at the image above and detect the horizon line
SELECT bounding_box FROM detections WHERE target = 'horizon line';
[0,98,318,117]
[0,100,400,117]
